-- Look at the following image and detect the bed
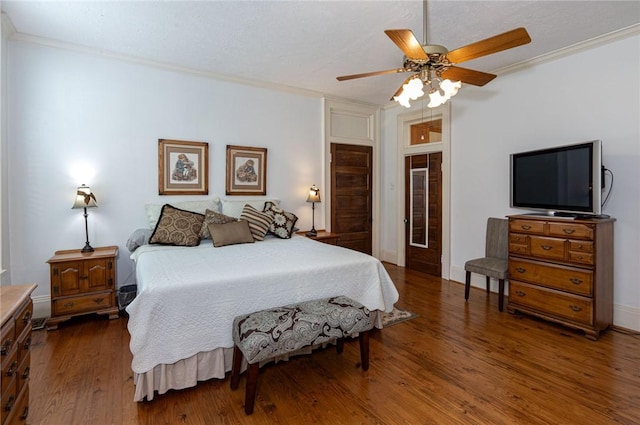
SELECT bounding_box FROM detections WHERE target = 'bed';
[125,199,399,401]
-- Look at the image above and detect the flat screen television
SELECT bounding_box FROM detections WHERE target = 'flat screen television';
[510,140,603,217]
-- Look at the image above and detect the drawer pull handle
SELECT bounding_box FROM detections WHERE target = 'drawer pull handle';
[575,244,583,249]
[21,366,30,379]
[22,310,32,324]
[20,406,29,420]
[1,339,11,355]
[6,360,18,377]
[515,290,526,297]
[570,278,583,285]
[521,225,531,230]
[516,267,526,273]
[4,395,15,412]
[64,302,75,308]
[540,245,552,251]
[23,337,31,351]
[562,228,575,234]
[93,297,105,304]
[569,304,582,312]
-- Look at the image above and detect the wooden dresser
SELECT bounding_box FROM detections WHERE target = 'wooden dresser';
[1,284,36,425]
[46,246,119,330]
[507,215,614,340]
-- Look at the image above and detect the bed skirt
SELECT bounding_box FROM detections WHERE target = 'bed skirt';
[132,311,384,401]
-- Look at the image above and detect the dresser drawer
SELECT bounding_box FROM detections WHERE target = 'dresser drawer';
[510,281,593,325]
[16,328,31,367]
[16,352,30,394]
[1,376,18,425]
[510,219,545,235]
[13,301,32,341]
[5,383,28,425]
[509,259,593,296]
[1,348,17,396]
[1,320,15,360]
[53,291,114,316]
[548,222,594,240]
[529,236,566,261]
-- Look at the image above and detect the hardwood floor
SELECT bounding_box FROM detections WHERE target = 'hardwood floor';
[28,264,639,425]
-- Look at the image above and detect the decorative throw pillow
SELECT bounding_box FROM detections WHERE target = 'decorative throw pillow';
[208,221,255,247]
[149,204,204,247]
[145,198,219,229]
[199,209,238,239]
[240,204,274,241]
[263,201,298,239]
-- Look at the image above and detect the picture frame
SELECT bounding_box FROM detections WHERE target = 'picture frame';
[158,139,209,195]
[226,145,267,196]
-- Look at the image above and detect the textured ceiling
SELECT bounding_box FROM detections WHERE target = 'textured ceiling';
[2,1,639,105]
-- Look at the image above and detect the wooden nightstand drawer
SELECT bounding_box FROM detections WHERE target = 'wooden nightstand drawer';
[510,281,593,325]
[1,348,17,395]
[53,291,114,316]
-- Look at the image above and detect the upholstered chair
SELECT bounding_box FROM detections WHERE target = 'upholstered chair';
[464,217,509,311]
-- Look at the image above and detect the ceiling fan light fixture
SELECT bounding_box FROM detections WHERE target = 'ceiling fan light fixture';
[427,88,446,108]
[440,79,461,100]
[394,77,424,108]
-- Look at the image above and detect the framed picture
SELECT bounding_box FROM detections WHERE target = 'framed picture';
[158,139,209,195]
[226,145,267,196]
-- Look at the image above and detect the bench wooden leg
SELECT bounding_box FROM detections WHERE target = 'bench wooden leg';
[230,345,242,390]
[244,362,260,415]
[498,279,505,312]
[336,337,344,354]
[465,271,471,300]
[359,330,370,371]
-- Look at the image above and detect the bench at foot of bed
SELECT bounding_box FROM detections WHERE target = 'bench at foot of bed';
[230,295,374,415]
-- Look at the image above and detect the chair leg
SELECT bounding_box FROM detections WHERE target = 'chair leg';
[498,279,505,312]
[336,337,344,354]
[359,330,370,371]
[465,271,471,301]
[244,362,260,415]
[486,276,491,294]
[230,345,242,390]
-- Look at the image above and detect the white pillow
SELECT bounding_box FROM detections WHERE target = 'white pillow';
[145,197,220,229]
[221,198,279,218]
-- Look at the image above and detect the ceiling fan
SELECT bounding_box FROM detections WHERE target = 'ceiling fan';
[336,1,531,107]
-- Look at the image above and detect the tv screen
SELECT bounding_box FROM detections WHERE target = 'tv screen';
[510,140,602,216]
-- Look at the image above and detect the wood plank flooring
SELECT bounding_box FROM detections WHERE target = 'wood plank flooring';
[28,264,640,424]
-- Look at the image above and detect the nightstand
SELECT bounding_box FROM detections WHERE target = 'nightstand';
[297,230,340,245]
[46,246,119,330]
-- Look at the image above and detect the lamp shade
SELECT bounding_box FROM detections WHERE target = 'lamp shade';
[306,185,321,203]
[72,185,98,209]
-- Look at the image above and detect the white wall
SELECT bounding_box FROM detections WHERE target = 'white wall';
[381,32,640,330]
[6,40,324,312]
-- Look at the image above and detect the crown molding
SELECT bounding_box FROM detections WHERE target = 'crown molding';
[8,31,326,101]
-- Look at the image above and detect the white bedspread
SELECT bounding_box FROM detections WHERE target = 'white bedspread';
[127,235,398,375]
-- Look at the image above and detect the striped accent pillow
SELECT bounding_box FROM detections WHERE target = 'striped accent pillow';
[240,204,274,241]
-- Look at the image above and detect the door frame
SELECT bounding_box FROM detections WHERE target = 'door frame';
[395,103,451,279]
[323,97,381,258]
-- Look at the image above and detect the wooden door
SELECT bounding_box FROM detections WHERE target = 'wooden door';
[331,143,373,254]
[405,152,442,275]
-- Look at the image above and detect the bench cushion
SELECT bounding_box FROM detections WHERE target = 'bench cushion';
[233,296,373,364]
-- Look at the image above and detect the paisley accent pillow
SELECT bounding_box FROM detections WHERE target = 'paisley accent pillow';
[240,204,274,241]
[199,209,238,239]
[263,201,298,239]
[149,204,204,247]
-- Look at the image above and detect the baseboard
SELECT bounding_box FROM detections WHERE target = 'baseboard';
[32,294,51,319]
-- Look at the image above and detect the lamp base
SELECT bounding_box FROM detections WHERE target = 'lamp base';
[81,243,94,253]
[306,228,318,237]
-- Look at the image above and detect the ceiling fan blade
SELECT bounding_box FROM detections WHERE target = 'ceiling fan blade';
[446,28,531,64]
[336,68,407,81]
[384,29,428,59]
[389,76,415,101]
[441,66,496,86]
